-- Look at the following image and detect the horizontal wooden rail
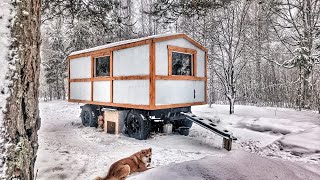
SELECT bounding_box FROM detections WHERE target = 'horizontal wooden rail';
[156,75,206,81]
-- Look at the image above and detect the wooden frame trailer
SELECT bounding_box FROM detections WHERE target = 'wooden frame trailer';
[68,33,234,150]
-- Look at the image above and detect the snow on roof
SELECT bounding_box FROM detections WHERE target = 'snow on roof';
[69,33,183,56]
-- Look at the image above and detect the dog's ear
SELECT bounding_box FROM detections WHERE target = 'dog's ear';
[149,148,152,152]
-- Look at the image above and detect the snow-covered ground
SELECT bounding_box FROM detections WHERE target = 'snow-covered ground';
[35,101,320,179]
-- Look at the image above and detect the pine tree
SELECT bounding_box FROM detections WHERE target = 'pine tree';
[0,0,41,179]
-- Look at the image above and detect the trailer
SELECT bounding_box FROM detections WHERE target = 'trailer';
[68,33,234,150]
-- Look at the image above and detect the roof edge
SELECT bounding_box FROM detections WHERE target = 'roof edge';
[68,33,207,59]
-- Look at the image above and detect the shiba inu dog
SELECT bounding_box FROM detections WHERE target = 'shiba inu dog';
[95,148,152,180]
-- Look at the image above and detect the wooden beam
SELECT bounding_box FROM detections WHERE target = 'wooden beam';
[168,48,173,76]
[150,41,156,109]
[69,78,91,82]
[68,58,71,100]
[154,101,206,110]
[193,52,197,77]
[68,99,151,110]
[110,52,113,103]
[167,45,197,54]
[113,75,149,80]
[155,75,206,81]
[205,51,208,104]
[92,77,112,81]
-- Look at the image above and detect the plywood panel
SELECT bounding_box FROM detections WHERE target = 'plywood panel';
[113,80,149,105]
[113,44,150,76]
[194,80,205,102]
[70,82,91,101]
[93,81,110,102]
[156,80,205,105]
[156,38,205,77]
[70,56,91,79]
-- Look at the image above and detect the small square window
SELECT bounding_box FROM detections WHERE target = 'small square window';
[95,56,110,77]
[172,52,193,76]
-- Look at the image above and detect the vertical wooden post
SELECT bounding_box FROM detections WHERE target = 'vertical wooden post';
[223,138,232,151]
[110,52,113,103]
[68,58,71,100]
[193,52,197,77]
[91,56,94,101]
[150,41,156,109]
[205,51,208,103]
[168,47,172,76]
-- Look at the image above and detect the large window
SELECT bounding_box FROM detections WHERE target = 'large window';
[168,45,197,76]
[95,56,110,77]
[172,52,193,76]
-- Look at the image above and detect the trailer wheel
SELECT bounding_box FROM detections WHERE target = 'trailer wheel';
[125,111,151,140]
[173,118,193,136]
[81,105,98,127]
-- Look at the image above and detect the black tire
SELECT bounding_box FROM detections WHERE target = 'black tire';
[173,118,193,129]
[172,116,193,136]
[80,104,98,127]
[125,110,151,140]
[178,127,190,136]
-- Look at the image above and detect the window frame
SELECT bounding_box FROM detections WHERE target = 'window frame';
[94,55,111,77]
[168,45,197,77]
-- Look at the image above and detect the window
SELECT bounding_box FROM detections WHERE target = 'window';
[172,52,193,76]
[95,56,110,77]
[168,45,197,76]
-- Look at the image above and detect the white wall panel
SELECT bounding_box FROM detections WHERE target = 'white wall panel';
[196,51,206,77]
[155,38,205,77]
[113,45,150,76]
[70,56,91,79]
[70,82,91,101]
[113,80,149,105]
[156,80,205,105]
[93,81,110,102]
[194,81,205,102]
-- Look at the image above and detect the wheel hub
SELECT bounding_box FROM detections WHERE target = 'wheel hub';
[128,115,141,133]
[83,111,90,125]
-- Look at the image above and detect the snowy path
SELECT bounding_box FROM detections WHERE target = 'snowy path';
[35,101,320,179]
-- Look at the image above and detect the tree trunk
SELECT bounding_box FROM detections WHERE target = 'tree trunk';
[1,0,41,179]
[228,97,235,114]
[298,66,303,111]
[302,69,312,109]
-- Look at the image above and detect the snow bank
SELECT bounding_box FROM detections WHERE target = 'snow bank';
[280,127,320,154]
[237,117,317,135]
[131,151,320,180]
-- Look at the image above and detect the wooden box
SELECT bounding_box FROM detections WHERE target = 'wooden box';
[103,109,128,134]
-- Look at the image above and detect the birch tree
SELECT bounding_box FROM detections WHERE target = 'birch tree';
[0,0,41,179]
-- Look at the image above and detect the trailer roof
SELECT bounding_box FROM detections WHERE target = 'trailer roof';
[69,33,207,57]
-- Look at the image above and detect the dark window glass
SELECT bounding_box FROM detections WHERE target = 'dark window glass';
[95,56,110,77]
[172,52,192,76]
